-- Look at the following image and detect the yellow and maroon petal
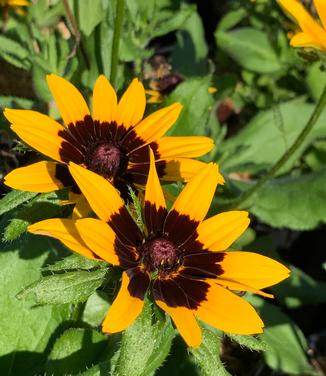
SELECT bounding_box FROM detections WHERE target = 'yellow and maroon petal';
[122,103,182,153]
[116,78,146,129]
[68,162,142,245]
[156,300,202,348]
[92,75,118,124]
[315,0,326,30]
[75,218,122,265]
[194,282,264,335]
[102,271,147,333]
[163,163,222,245]
[28,218,97,259]
[47,74,90,127]
[4,161,64,192]
[195,211,250,252]
[3,109,83,163]
[144,148,167,234]
[218,251,290,290]
[156,136,214,159]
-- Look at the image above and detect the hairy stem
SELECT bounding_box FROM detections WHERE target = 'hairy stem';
[226,82,326,209]
[110,0,125,88]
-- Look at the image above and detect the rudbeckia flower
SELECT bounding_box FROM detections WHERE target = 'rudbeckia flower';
[28,150,289,348]
[3,75,214,214]
[278,0,326,51]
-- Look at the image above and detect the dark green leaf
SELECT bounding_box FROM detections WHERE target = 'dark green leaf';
[226,333,268,352]
[17,268,107,305]
[43,254,104,273]
[0,190,37,216]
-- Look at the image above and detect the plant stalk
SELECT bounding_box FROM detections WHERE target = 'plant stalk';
[110,0,125,88]
[226,82,326,209]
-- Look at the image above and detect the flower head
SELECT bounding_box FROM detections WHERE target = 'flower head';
[4,75,214,211]
[28,149,289,348]
[278,0,326,51]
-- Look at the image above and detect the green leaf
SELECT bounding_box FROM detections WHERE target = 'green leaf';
[75,0,107,37]
[46,328,108,375]
[17,268,107,305]
[167,76,214,137]
[216,27,282,74]
[217,8,247,32]
[250,167,326,230]
[0,35,31,70]
[2,192,63,241]
[249,296,314,375]
[43,253,104,273]
[220,99,326,175]
[0,236,69,375]
[272,265,326,308]
[190,327,230,376]
[115,300,175,376]
[306,62,326,102]
[226,334,268,352]
[83,292,110,327]
[0,190,37,216]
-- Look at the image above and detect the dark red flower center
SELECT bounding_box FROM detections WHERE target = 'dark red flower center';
[142,237,181,274]
[84,142,127,180]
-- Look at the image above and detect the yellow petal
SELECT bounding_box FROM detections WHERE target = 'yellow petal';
[144,148,167,233]
[47,74,90,126]
[4,108,67,163]
[102,272,144,333]
[169,163,222,223]
[71,194,91,219]
[194,283,264,335]
[4,161,64,192]
[290,32,324,50]
[315,0,326,30]
[196,211,250,251]
[130,103,182,147]
[68,162,124,222]
[156,300,202,348]
[278,0,326,45]
[92,75,118,124]
[117,78,146,128]
[162,158,213,182]
[216,279,274,298]
[75,218,120,265]
[156,136,214,159]
[219,251,290,290]
[28,218,96,259]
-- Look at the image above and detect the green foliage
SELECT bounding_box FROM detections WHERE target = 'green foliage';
[46,328,109,375]
[227,333,269,352]
[216,28,282,74]
[0,190,37,216]
[17,268,107,305]
[250,296,314,375]
[190,327,230,376]
[114,301,175,376]
[43,253,104,272]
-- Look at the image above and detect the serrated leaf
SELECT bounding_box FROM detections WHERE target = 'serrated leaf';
[0,190,37,216]
[115,300,175,376]
[43,253,104,273]
[216,27,282,74]
[227,333,268,352]
[249,296,314,375]
[46,328,108,375]
[17,268,107,305]
[0,236,69,375]
[190,327,230,376]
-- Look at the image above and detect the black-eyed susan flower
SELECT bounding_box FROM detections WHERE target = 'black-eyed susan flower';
[3,75,214,215]
[278,0,326,51]
[28,150,289,348]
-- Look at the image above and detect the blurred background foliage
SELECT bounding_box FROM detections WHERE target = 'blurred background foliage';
[0,0,326,375]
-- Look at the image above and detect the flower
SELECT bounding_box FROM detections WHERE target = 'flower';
[28,149,289,348]
[278,0,326,51]
[0,0,29,7]
[4,75,214,214]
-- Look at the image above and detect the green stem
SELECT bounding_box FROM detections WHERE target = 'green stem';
[226,83,326,209]
[110,0,125,88]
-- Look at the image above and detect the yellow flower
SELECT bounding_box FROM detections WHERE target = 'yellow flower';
[0,0,29,7]
[4,75,215,215]
[278,0,326,51]
[28,150,289,348]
